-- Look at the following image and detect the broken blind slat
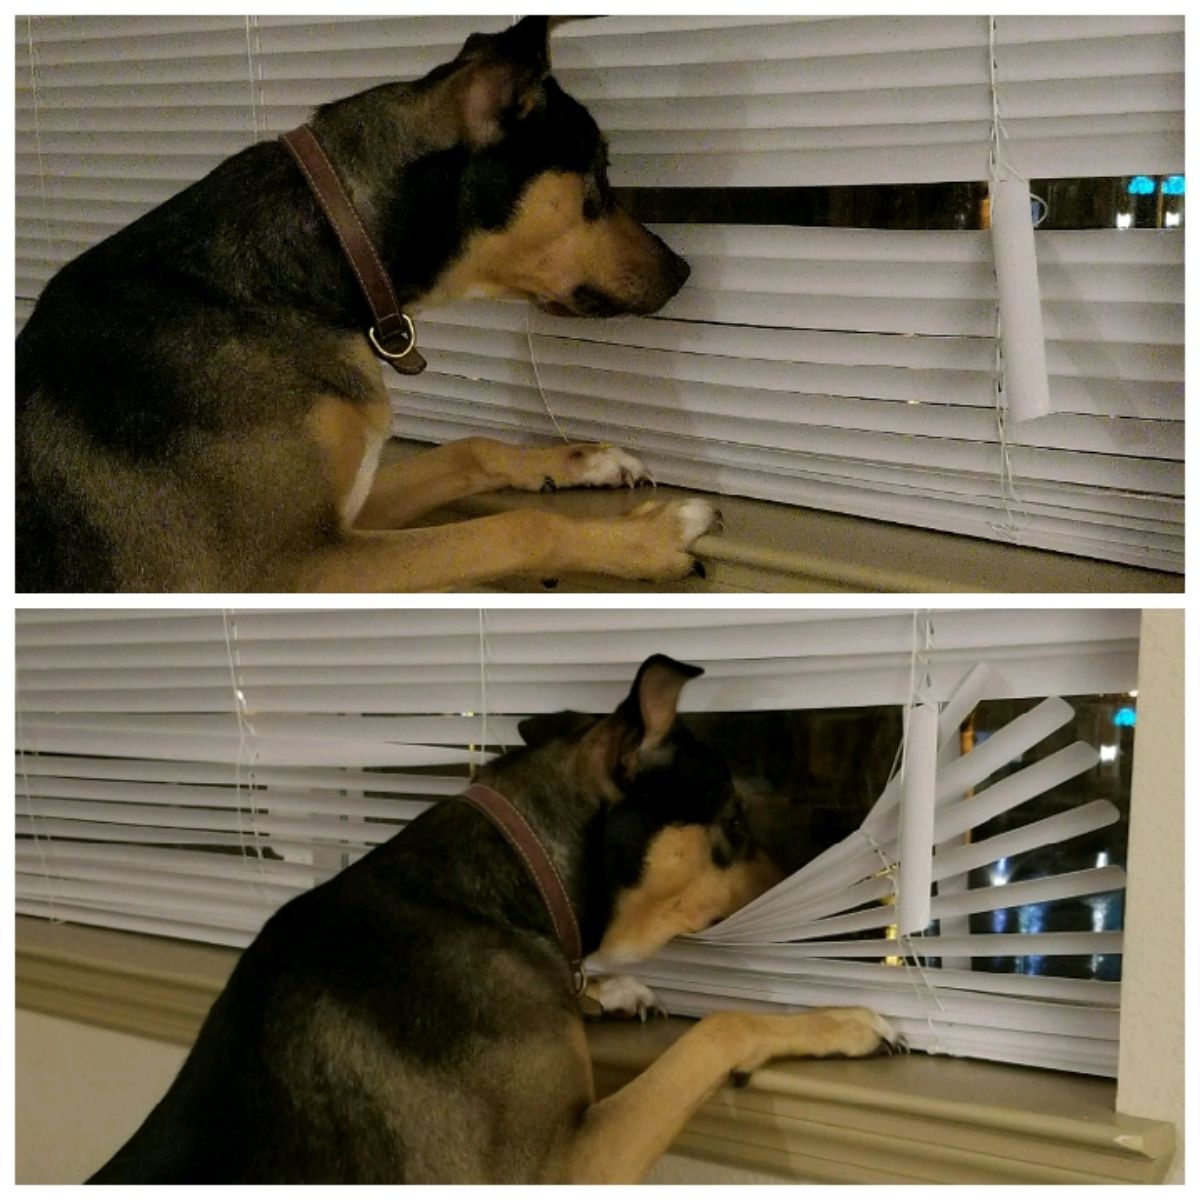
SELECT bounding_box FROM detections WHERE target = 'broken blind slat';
[15,16,1185,571]
[16,607,1140,1076]
[642,667,1135,1076]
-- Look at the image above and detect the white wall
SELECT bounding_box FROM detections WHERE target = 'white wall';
[15,1009,188,1184]
[1116,609,1185,1183]
[14,1007,789,1184]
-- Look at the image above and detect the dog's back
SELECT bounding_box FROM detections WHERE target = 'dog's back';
[16,140,352,592]
[17,18,696,593]
[87,795,593,1182]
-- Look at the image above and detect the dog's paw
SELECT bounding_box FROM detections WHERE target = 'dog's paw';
[504,442,652,492]
[804,1006,904,1060]
[721,1006,904,1084]
[584,975,666,1022]
[618,497,721,580]
[562,444,652,490]
[674,497,722,542]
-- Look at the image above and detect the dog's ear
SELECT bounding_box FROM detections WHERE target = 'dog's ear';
[518,710,595,748]
[453,17,552,148]
[583,655,704,794]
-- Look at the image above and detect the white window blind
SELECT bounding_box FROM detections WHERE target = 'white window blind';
[17,607,1139,1076]
[15,16,1183,570]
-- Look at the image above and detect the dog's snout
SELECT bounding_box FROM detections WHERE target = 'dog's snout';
[648,230,689,301]
[664,247,690,294]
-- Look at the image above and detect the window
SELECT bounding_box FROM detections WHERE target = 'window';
[686,690,1134,985]
[15,16,1184,571]
[16,607,1140,1077]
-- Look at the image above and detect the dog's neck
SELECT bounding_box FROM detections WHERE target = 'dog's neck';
[305,86,476,311]
[474,758,611,958]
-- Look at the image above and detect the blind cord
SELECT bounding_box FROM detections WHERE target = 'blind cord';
[24,17,66,282]
[472,609,509,781]
[15,681,61,924]
[986,15,1037,540]
[221,610,270,891]
[245,16,266,143]
[526,309,571,443]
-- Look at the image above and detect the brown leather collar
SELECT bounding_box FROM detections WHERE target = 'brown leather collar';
[279,124,427,377]
[459,782,586,994]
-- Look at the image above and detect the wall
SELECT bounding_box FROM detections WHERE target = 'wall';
[1116,609,1185,1183]
[14,1007,791,1184]
[15,1009,187,1184]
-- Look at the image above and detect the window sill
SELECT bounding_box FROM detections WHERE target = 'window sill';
[15,918,1175,1184]
[588,1019,1174,1184]
[387,440,1181,593]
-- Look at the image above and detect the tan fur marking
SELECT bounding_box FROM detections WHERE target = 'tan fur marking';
[356,439,643,531]
[562,1006,894,1182]
[290,496,713,590]
[596,827,782,964]
[303,338,391,525]
[422,173,658,310]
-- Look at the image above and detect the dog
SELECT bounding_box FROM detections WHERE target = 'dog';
[86,655,899,1184]
[17,17,718,592]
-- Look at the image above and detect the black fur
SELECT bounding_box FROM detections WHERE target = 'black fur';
[86,655,756,1184]
[16,18,689,592]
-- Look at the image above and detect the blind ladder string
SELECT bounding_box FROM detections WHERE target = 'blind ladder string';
[25,18,67,279]
[473,609,488,778]
[986,15,1039,540]
[897,612,949,1050]
[526,309,571,443]
[244,16,267,144]
[14,676,61,924]
[857,824,948,1050]
[473,608,509,781]
[221,610,270,891]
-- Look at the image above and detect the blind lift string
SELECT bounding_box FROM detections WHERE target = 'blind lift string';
[25,18,67,278]
[863,611,949,1052]
[15,678,62,924]
[244,15,266,145]
[473,609,509,783]
[222,610,270,892]
[526,309,572,444]
[987,15,1043,540]
[858,824,949,1054]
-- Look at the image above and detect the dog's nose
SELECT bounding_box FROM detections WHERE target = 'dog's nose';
[665,249,691,293]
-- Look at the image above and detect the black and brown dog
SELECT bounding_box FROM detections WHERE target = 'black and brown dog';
[17,17,721,592]
[87,655,898,1184]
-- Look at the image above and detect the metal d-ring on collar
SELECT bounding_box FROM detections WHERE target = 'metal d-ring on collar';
[368,315,418,363]
[279,124,427,378]
[459,782,588,996]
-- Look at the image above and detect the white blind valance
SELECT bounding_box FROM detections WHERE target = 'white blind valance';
[16,16,1184,571]
[17,608,1140,1075]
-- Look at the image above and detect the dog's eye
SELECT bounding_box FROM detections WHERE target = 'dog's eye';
[583,188,604,221]
[722,813,747,850]
[583,140,613,221]
[582,174,611,221]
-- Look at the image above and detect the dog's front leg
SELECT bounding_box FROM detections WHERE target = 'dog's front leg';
[293,498,718,590]
[561,1007,898,1184]
[355,437,651,529]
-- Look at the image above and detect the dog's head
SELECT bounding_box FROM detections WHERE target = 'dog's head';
[340,16,689,316]
[517,655,781,964]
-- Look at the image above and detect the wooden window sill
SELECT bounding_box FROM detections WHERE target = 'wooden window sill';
[386,440,1180,593]
[15,917,1175,1183]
